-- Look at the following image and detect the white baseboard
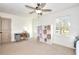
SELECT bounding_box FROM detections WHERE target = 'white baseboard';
[53,42,75,49]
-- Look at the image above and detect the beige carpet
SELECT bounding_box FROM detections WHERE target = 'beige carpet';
[0,40,75,55]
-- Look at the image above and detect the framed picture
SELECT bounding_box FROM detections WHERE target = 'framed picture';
[37,25,52,44]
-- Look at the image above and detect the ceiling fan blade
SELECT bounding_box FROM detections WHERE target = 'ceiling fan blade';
[42,9,52,12]
[25,5,35,9]
[29,11,35,14]
[40,3,46,8]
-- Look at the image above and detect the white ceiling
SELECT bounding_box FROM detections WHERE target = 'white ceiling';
[0,3,78,16]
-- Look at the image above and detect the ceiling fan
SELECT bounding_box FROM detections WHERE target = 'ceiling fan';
[25,3,52,15]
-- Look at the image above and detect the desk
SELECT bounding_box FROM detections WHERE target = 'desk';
[15,32,29,42]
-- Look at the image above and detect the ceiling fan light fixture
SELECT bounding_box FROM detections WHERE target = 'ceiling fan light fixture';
[35,10,42,13]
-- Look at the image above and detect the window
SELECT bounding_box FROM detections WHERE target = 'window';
[56,15,70,36]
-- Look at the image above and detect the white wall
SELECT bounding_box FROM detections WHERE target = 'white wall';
[32,14,40,39]
[33,5,79,48]
[53,6,79,49]
[0,12,33,41]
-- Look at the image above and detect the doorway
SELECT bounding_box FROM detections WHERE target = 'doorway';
[0,17,11,44]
